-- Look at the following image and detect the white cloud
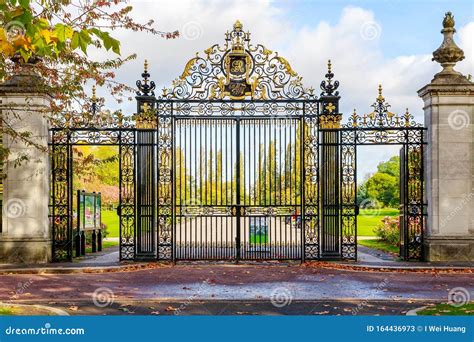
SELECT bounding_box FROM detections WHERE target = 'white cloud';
[102,2,472,119]
[93,1,472,177]
[458,22,474,77]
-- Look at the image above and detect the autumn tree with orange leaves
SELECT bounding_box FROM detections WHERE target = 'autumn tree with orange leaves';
[0,0,178,163]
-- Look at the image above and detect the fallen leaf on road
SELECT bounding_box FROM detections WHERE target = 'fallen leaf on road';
[150,311,160,315]
[68,306,79,311]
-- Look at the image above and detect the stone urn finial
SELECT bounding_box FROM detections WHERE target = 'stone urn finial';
[432,12,465,76]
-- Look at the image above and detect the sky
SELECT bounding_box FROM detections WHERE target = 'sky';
[93,0,474,179]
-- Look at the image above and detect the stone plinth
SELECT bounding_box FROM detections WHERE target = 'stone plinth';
[0,72,51,263]
[418,78,474,261]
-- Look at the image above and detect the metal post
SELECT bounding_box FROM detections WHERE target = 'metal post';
[235,119,241,261]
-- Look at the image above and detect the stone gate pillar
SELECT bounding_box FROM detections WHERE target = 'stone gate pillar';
[418,12,474,261]
[0,67,51,263]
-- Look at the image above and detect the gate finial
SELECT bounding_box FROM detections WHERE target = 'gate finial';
[234,20,243,31]
[90,85,99,116]
[136,59,156,96]
[320,59,339,96]
[377,84,384,101]
[92,85,97,102]
[432,12,465,76]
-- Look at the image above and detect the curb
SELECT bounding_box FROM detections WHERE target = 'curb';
[0,262,171,275]
[303,262,474,274]
[0,261,472,275]
[0,302,69,316]
[406,306,428,316]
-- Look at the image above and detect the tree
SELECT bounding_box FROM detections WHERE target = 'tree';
[0,0,178,164]
[377,156,399,178]
[358,156,400,207]
[365,172,399,207]
[72,146,119,205]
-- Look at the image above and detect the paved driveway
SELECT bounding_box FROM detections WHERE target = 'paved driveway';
[0,264,472,302]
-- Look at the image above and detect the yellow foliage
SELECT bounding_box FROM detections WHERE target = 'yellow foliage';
[12,36,31,51]
[0,28,15,57]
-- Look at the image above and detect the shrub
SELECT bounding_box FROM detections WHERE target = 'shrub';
[373,216,399,246]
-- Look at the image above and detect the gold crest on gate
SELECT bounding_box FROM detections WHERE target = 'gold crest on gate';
[223,22,252,99]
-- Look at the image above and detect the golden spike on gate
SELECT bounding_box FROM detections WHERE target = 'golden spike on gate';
[377,84,384,101]
[404,108,411,127]
[351,109,358,127]
[92,85,97,102]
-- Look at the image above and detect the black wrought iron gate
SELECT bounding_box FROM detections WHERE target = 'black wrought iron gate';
[50,21,426,262]
[173,117,304,260]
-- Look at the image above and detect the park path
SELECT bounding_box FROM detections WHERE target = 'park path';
[0,264,472,303]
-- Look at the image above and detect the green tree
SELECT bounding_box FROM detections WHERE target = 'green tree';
[377,156,399,178]
[365,172,399,207]
[357,155,401,207]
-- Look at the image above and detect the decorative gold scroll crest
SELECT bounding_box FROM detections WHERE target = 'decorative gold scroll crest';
[161,20,316,101]
[223,51,253,99]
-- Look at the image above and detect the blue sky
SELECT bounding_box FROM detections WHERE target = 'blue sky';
[99,0,474,180]
[278,0,473,57]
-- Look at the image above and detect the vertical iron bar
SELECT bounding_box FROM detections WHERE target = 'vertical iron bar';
[236,119,241,261]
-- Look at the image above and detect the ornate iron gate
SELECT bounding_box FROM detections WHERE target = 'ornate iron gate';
[171,117,304,260]
[339,85,426,260]
[50,20,426,262]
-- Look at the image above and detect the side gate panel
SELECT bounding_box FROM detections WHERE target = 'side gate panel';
[50,132,73,262]
[157,116,173,260]
[407,131,424,260]
[340,130,357,260]
[399,146,408,260]
[319,129,340,259]
[303,117,319,260]
[135,130,157,260]
[119,130,136,261]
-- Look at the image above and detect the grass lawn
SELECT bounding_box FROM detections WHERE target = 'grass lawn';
[417,303,474,316]
[357,208,398,236]
[250,234,268,244]
[102,208,398,239]
[0,305,57,316]
[102,210,119,237]
[358,238,399,254]
[0,307,15,315]
[85,240,119,254]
